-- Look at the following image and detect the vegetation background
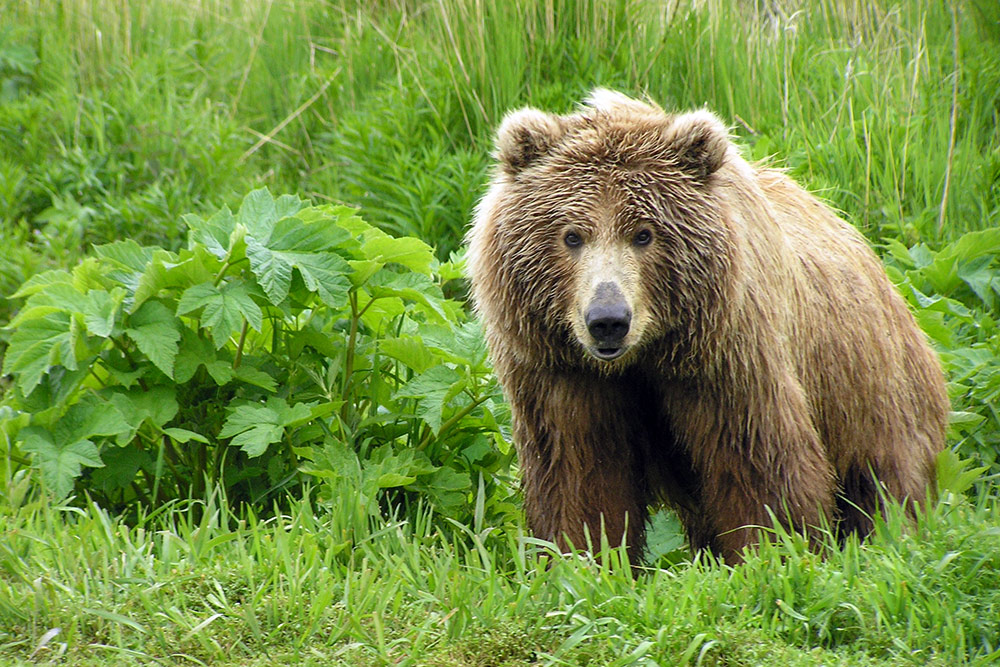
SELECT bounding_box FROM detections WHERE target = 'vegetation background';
[1,0,999,664]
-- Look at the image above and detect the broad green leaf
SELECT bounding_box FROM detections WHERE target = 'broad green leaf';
[20,427,103,498]
[921,255,961,295]
[375,472,417,488]
[937,449,989,496]
[420,321,489,367]
[107,386,179,443]
[437,253,466,282]
[9,269,73,299]
[185,205,236,259]
[71,257,110,293]
[177,280,263,349]
[914,310,955,347]
[378,336,437,373]
[173,328,216,383]
[90,446,153,492]
[94,239,156,272]
[204,359,235,385]
[232,364,277,391]
[125,301,181,377]
[357,292,406,332]
[361,235,436,274]
[347,259,384,286]
[8,283,85,325]
[274,193,308,220]
[421,468,470,510]
[162,427,210,444]
[323,205,377,241]
[55,395,132,443]
[81,288,121,338]
[395,365,466,434]
[3,310,78,394]
[367,271,448,323]
[131,248,215,313]
[225,419,283,458]
[881,238,916,269]
[245,216,352,308]
[942,228,1000,264]
[220,398,315,457]
[301,439,361,481]
[237,188,279,242]
[948,410,986,430]
[957,255,999,308]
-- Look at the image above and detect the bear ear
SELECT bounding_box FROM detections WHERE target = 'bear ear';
[663,110,730,181]
[494,107,567,175]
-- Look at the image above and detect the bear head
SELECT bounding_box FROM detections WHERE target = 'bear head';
[469,90,739,372]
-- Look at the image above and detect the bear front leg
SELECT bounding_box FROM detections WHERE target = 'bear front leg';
[669,375,838,563]
[506,371,652,563]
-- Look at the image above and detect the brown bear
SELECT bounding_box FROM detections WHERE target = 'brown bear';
[466,89,949,564]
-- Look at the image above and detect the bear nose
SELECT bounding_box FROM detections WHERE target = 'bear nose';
[585,282,631,344]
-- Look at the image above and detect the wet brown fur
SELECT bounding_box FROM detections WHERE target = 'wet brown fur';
[465,90,949,563]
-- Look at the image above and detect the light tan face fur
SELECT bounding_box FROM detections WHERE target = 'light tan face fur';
[562,216,653,363]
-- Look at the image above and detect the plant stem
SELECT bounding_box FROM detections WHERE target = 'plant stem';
[233,319,249,369]
[340,291,360,423]
[417,393,489,450]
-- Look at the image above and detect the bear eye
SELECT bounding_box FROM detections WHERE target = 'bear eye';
[564,231,583,248]
[633,229,653,246]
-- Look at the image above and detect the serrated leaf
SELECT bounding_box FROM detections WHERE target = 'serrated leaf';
[237,188,279,242]
[3,310,78,394]
[375,472,417,488]
[162,427,210,444]
[20,427,103,498]
[245,216,352,308]
[90,446,154,492]
[379,336,437,373]
[225,419,283,458]
[957,255,998,309]
[125,301,181,377]
[948,410,986,429]
[232,364,276,391]
[361,235,435,274]
[942,228,1000,264]
[131,248,215,313]
[108,386,179,442]
[302,439,361,481]
[420,321,488,366]
[81,289,120,337]
[55,395,132,443]
[177,280,263,348]
[395,365,465,434]
[422,468,470,509]
[94,239,157,272]
[186,205,236,260]
[172,328,216,384]
[347,259,384,286]
[71,258,110,293]
[9,269,73,299]
[367,271,448,323]
[8,284,85,325]
[220,397,315,457]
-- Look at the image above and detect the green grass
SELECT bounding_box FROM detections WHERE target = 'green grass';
[2,474,999,665]
[2,0,1000,664]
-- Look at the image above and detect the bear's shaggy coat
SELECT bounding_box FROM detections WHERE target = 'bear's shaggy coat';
[466,90,948,563]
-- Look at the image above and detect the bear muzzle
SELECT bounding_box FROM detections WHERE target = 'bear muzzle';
[584,281,632,361]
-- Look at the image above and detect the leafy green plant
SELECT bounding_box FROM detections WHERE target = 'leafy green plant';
[883,229,1000,476]
[0,189,515,526]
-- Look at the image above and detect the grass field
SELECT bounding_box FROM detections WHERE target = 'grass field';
[2,0,1000,664]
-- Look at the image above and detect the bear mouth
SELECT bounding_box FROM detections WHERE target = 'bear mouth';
[592,346,626,361]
